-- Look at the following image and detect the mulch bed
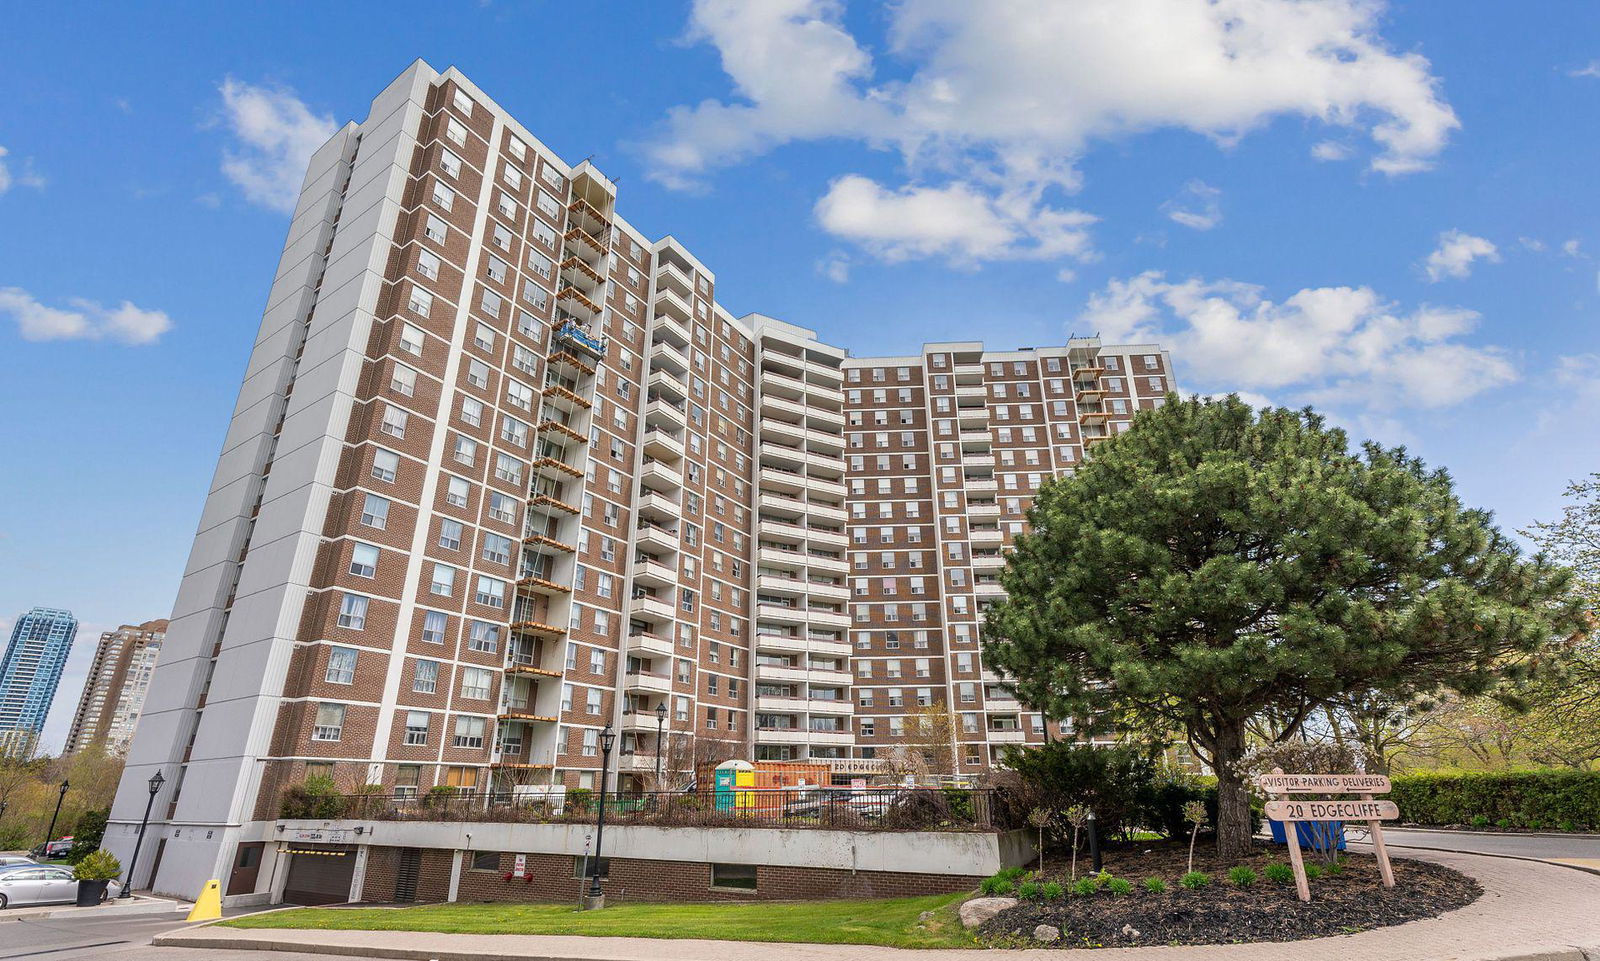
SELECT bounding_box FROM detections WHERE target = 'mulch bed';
[980,839,1481,948]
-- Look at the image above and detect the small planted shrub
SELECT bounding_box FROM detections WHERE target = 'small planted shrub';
[1180,871,1211,890]
[1143,876,1167,893]
[1041,881,1065,900]
[1228,866,1258,887]
[1325,859,1344,876]
[1561,820,1578,832]
[1106,877,1133,896]
[980,874,1016,896]
[1264,862,1295,884]
[1494,818,1512,829]
[1018,880,1042,901]
[73,849,121,882]
[1072,876,1098,896]
[1303,864,1324,881]
[1092,870,1113,890]
[1470,814,1491,828]
[997,866,1028,883]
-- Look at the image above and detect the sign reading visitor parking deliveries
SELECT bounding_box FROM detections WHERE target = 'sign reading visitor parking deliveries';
[1264,799,1399,821]
[1255,773,1391,794]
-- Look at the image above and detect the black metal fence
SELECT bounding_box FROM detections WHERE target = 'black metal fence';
[281,786,1023,833]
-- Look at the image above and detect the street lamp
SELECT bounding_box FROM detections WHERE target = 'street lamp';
[42,780,69,854]
[119,770,165,899]
[653,702,667,788]
[583,724,617,910]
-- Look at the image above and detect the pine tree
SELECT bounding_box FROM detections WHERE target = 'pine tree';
[982,395,1587,856]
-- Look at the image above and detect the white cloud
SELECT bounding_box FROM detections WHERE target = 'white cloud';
[1162,180,1222,231]
[645,0,1457,265]
[0,287,173,345]
[0,146,46,194]
[1422,229,1500,282]
[1569,61,1600,79]
[1562,239,1584,258]
[814,174,1094,265]
[816,252,851,283]
[1311,140,1352,162]
[216,78,337,213]
[1518,236,1546,253]
[1079,271,1516,409]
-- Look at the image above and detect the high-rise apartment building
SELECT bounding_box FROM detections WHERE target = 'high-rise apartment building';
[0,607,79,759]
[106,62,1172,899]
[64,619,166,756]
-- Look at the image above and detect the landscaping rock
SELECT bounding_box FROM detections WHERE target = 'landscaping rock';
[918,910,936,921]
[1121,923,1142,939]
[1034,924,1061,942]
[959,897,1019,929]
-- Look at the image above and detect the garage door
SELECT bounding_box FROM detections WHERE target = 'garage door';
[282,845,355,905]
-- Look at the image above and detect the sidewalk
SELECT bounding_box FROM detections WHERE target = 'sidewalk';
[3,893,189,922]
[154,849,1600,961]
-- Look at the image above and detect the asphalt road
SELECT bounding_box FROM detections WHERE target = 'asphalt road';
[1377,827,1600,861]
[0,908,317,961]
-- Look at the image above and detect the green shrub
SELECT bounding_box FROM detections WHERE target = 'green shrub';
[279,774,346,819]
[73,849,121,882]
[1072,876,1098,896]
[1495,817,1511,829]
[1388,772,1600,831]
[1106,877,1133,895]
[1143,876,1167,893]
[1264,862,1295,884]
[979,875,1016,896]
[1180,871,1210,890]
[1303,864,1324,881]
[1561,820,1577,832]
[67,809,108,864]
[1228,866,1258,887]
[1018,880,1042,900]
[1325,859,1344,876]
[1001,741,1163,839]
[997,866,1028,882]
[1041,881,1065,900]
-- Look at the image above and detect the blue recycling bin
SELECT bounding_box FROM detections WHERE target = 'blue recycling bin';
[1269,818,1346,850]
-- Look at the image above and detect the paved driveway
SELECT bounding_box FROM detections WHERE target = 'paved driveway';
[1376,827,1600,868]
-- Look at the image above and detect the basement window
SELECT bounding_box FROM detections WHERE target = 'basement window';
[470,851,500,872]
[711,863,757,891]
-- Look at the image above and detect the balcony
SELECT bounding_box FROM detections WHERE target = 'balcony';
[631,556,677,590]
[805,527,850,550]
[805,608,851,630]
[649,338,690,375]
[986,728,1029,744]
[760,368,808,401]
[965,478,999,495]
[626,630,675,658]
[803,578,850,602]
[754,633,808,656]
[800,728,854,746]
[559,255,604,292]
[645,397,687,432]
[562,224,606,261]
[755,694,810,714]
[807,667,853,686]
[528,492,581,516]
[553,319,605,358]
[652,312,691,348]
[956,384,986,402]
[642,426,685,461]
[758,492,807,520]
[648,367,688,404]
[625,669,673,695]
[536,419,587,445]
[654,260,694,299]
[968,501,1000,521]
[521,531,576,553]
[636,491,679,523]
[547,348,595,379]
[531,456,583,481]
[757,603,807,626]
[754,662,807,684]
[969,527,1005,546]
[635,521,681,555]
[802,636,853,659]
[517,574,572,598]
[756,573,805,597]
[653,286,693,323]
[760,416,806,446]
[754,727,807,745]
[629,592,677,622]
[806,697,853,716]
[639,458,684,493]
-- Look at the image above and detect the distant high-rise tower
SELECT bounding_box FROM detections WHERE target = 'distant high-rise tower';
[65,620,166,756]
[0,608,79,759]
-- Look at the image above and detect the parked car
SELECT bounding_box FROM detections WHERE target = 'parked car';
[0,856,35,868]
[29,839,73,861]
[781,789,893,819]
[0,862,120,908]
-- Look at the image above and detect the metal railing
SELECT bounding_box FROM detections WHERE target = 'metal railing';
[279,787,1020,833]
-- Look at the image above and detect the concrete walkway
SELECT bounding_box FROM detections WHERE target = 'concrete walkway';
[2,893,189,922]
[153,849,1600,961]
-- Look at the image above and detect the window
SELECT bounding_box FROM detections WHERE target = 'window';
[431,181,455,211]
[424,214,449,243]
[572,856,608,879]
[413,660,438,694]
[453,714,486,747]
[400,323,426,356]
[337,593,368,630]
[421,610,447,644]
[407,286,433,317]
[349,542,380,578]
[482,533,512,567]
[311,703,345,741]
[439,148,463,178]
[711,863,757,890]
[582,728,599,756]
[453,435,477,467]
[360,494,390,529]
[438,518,463,551]
[446,476,470,508]
[468,620,500,653]
[431,564,456,597]
[460,396,483,427]
[404,710,429,745]
[380,407,408,439]
[416,249,440,280]
[371,448,399,483]
[488,492,516,525]
[460,668,492,700]
[474,575,506,608]
[325,646,357,685]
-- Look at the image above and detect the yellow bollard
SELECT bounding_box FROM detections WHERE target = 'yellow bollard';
[185,879,222,922]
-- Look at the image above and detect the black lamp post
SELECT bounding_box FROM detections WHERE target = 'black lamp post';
[653,702,667,788]
[584,724,616,909]
[42,779,69,854]
[119,771,164,899]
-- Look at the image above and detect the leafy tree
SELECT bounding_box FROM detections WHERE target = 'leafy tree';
[1001,741,1159,839]
[982,396,1587,856]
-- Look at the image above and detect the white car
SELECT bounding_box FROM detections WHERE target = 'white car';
[0,864,120,908]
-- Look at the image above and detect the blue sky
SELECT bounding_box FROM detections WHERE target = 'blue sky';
[2,1,1598,751]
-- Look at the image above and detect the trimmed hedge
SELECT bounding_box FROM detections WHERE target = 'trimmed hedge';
[1389,771,1600,831]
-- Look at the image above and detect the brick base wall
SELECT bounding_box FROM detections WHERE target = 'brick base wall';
[360,846,458,903]
[451,851,982,903]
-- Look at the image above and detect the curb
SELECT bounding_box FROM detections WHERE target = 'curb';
[1391,827,1600,841]
[1372,841,1600,879]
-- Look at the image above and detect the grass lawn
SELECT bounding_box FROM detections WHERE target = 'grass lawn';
[223,892,977,948]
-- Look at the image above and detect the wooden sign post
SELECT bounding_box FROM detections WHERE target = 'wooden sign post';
[1254,768,1397,902]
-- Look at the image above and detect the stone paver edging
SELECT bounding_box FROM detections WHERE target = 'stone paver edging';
[153,850,1600,961]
